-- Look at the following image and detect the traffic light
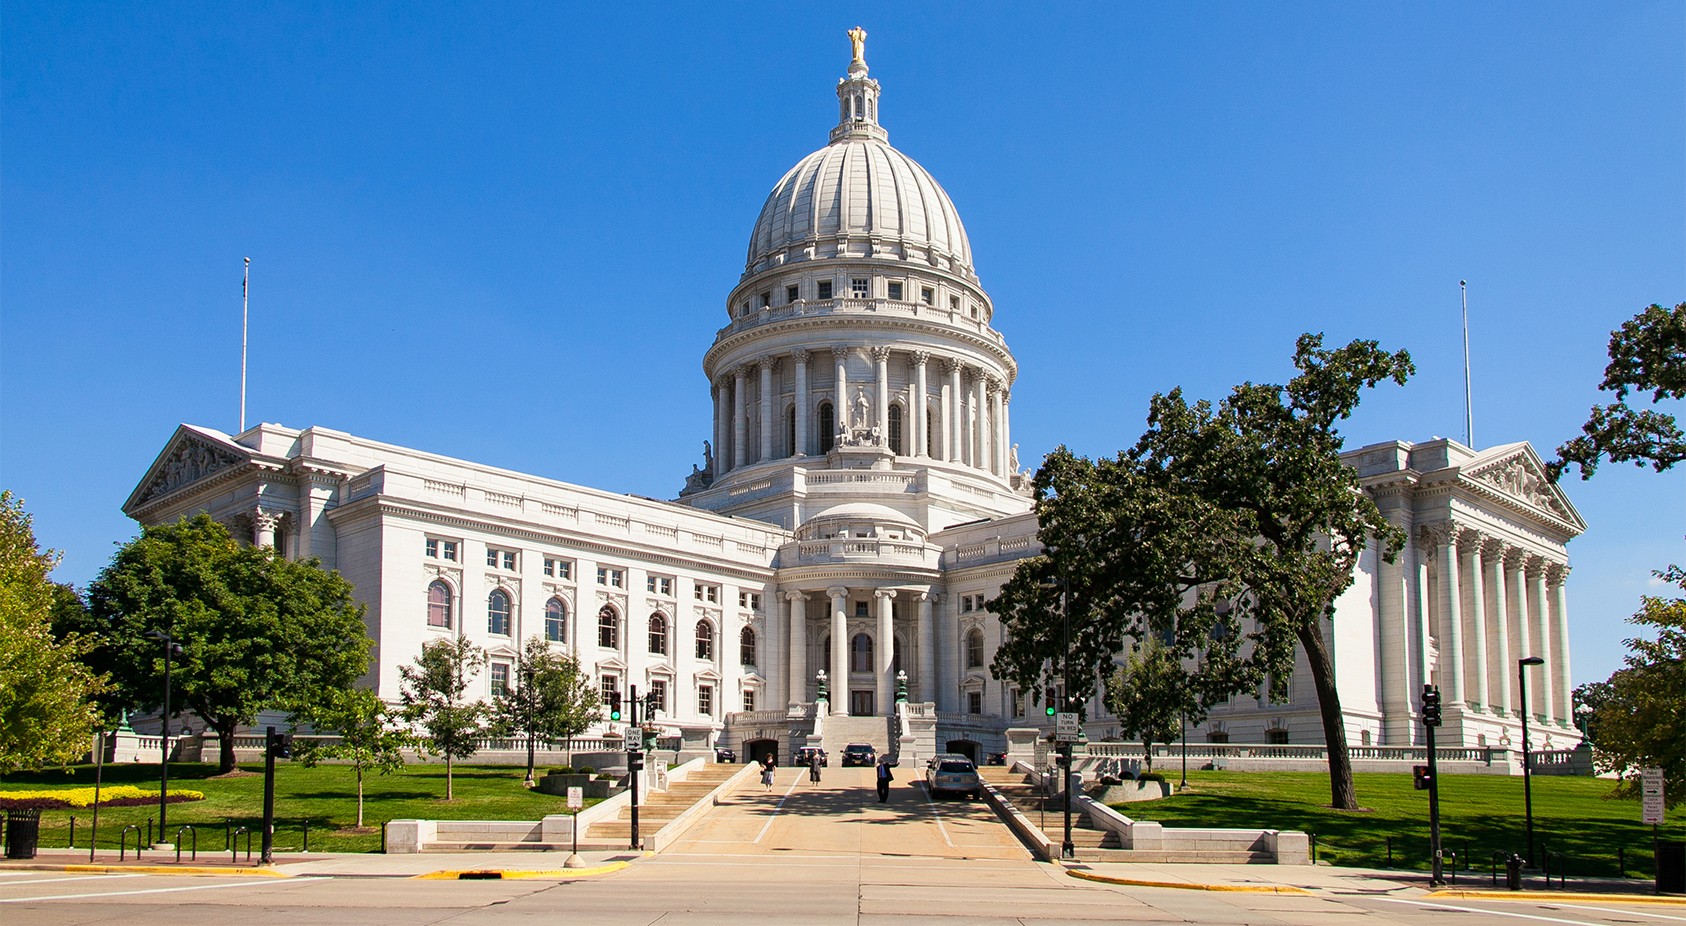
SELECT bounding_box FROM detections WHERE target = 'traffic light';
[1413,764,1432,790]
[269,732,293,759]
[1421,685,1442,728]
[1045,686,1058,717]
[608,691,623,722]
[644,691,661,718]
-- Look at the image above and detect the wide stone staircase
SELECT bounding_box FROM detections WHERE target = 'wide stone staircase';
[978,766,1276,863]
[820,714,895,760]
[584,763,740,844]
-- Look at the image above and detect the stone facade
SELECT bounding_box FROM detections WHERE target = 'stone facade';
[123,38,1583,759]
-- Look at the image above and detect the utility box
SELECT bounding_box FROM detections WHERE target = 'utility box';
[1657,840,1685,895]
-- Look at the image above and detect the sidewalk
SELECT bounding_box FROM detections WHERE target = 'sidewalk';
[0,846,644,879]
[1064,859,1686,905]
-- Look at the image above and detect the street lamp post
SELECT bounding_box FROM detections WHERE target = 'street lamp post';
[1040,565,1076,862]
[1518,655,1546,867]
[144,629,183,845]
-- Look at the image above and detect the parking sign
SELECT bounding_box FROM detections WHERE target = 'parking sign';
[1641,767,1665,826]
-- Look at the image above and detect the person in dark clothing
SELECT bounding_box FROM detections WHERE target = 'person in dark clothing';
[809,751,823,784]
[875,756,894,803]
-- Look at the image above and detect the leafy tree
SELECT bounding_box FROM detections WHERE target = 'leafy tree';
[1584,566,1686,808]
[992,334,1412,811]
[1552,302,1686,479]
[398,635,487,800]
[489,636,601,784]
[1104,637,1201,774]
[1571,679,1614,745]
[291,687,412,827]
[85,514,371,773]
[0,492,104,774]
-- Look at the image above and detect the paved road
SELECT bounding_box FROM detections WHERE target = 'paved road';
[4,767,1681,924]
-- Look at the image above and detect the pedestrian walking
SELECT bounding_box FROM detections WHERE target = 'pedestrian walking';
[875,755,894,803]
[761,754,776,791]
[808,750,823,784]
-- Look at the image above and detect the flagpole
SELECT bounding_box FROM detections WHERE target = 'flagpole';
[1460,279,1472,448]
[241,257,250,434]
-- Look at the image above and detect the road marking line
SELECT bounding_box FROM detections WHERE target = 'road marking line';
[0,876,329,903]
[750,771,804,845]
[1528,905,1686,921]
[1373,896,1619,925]
[917,784,956,847]
[0,874,144,887]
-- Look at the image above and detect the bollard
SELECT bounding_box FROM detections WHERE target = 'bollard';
[68,815,76,849]
[1308,832,1317,864]
[1447,850,1457,885]
[302,818,309,854]
[1386,836,1393,867]
[146,817,153,847]
[1491,851,1506,887]
[1505,854,1523,891]
[1618,846,1625,878]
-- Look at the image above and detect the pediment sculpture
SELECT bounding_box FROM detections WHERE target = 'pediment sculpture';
[1466,455,1571,519]
[139,437,244,503]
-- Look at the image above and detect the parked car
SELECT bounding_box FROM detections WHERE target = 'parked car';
[985,752,1008,766]
[840,743,877,767]
[714,747,737,763]
[794,746,828,767]
[926,752,966,770]
[926,757,983,799]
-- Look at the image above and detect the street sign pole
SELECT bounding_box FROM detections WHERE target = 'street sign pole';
[628,683,641,851]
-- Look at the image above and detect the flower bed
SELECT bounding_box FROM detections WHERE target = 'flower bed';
[0,785,205,810]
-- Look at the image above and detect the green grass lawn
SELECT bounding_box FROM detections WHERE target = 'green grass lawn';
[1,762,601,854]
[1114,770,1681,878]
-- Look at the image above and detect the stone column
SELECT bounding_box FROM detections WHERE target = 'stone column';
[1510,552,1534,718]
[1459,530,1490,712]
[253,510,279,549]
[786,591,808,707]
[1000,389,1012,470]
[832,347,850,444]
[916,591,935,702]
[1411,528,1433,742]
[912,351,930,457]
[297,471,339,566]
[875,589,896,714]
[732,366,748,469]
[828,586,849,716]
[871,346,891,448]
[990,380,1005,476]
[945,358,962,462]
[1549,565,1573,726]
[1530,562,1553,724]
[793,350,810,456]
[1377,510,1414,743]
[758,359,775,462]
[974,372,989,472]
[1435,524,1465,705]
[712,382,728,473]
[1486,539,1512,716]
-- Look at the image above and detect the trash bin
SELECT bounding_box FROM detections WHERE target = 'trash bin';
[5,808,42,860]
[1658,840,1685,895]
[1505,853,1524,891]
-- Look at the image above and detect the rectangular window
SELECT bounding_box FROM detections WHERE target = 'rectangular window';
[486,546,517,571]
[950,295,960,311]
[650,679,668,714]
[739,300,750,317]
[490,663,510,697]
[442,540,457,561]
[1009,688,1023,717]
[487,548,498,567]
[503,551,517,570]
[854,601,869,619]
[887,281,903,301]
[543,557,572,579]
[850,277,869,298]
[738,590,761,611]
[967,691,983,714]
[694,583,719,604]
[597,566,624,588]
[786,284,799,303]
[425,538,438,558]
[648,575,673,596]
[601,675,619,704]
[921,287,934,305]
[743,689,756,712]
[758,291,771,308]
[698,685,714,717]
[817,280,833,300]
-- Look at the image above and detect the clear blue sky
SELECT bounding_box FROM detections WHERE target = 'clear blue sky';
[3,3,1681,688]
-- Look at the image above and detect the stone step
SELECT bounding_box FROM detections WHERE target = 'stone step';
[1075,848,1276,864]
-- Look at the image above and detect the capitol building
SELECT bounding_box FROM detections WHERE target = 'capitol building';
[124,35,1585,762]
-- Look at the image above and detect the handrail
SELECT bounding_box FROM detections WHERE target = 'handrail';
[175,825,197,862]
[229,826,252,863]
[119,824,141,861]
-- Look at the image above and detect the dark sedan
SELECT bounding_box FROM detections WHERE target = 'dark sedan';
[840,743,877,766]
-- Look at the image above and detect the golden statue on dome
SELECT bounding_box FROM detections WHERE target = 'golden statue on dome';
[847,26,867,67]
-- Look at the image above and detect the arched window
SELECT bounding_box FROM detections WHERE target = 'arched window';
[850,633,873,673]
[427,580,453,629]
[598,605,619,649]
[695,620,715,660]
[817,401,835,453]
[740,626,757,667]
[544,597,567,643]
[648,613,668,655]
[785,405,797,456]
[888,403,904,455]
[487,588,512,636]
[965,628,985,669]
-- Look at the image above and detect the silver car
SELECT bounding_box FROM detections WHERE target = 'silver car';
[925,757,982,799]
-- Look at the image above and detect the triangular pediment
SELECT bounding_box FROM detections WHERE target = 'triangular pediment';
[124,425,253,514]
[1458,443,1587,534]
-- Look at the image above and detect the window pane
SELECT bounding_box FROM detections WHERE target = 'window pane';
[427,581,452,628]
[598,606,618,648]
[545,598,566,643]
[649,614,667,654]
[488,589,511,635]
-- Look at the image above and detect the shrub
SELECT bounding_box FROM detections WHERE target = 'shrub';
[1137,772,1166,783]
[575,766,594,776]
[546,766,573,776]
[0,786,206,809]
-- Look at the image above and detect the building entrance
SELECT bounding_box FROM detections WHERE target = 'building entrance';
[851,690,875,716]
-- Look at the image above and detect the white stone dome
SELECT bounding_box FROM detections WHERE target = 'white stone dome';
[744,138,975,279]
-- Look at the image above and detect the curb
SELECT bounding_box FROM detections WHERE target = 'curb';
[411,861,632,880]
[1426,888,1686,906]
[1066,868,1313,894]
[61,863,291,878]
